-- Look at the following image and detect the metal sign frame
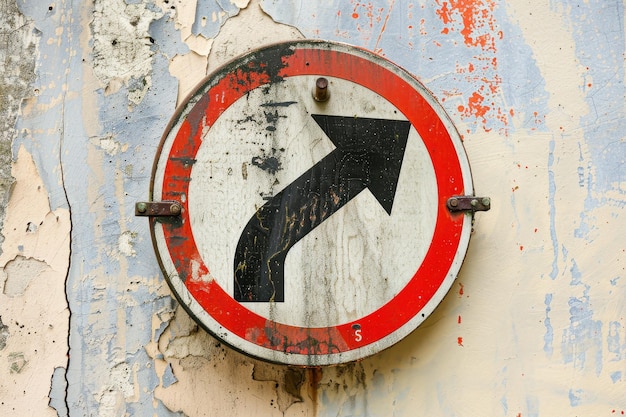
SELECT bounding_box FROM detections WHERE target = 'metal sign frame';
[147,40,476,366]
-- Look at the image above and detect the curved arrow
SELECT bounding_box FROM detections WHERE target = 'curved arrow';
[234,114,411,302]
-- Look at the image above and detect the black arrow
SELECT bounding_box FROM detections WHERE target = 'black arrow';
[234,114,411,302]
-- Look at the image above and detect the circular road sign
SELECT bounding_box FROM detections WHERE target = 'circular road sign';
[149,40,474,366]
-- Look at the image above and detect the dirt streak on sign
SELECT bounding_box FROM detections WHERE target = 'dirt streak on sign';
[149,40,474,366]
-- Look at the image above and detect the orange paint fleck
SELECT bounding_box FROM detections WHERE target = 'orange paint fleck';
[435,0,498,49]
[519,245,524,251]
[457,315,462,324]
[436,1,452,24]
[457,336,464,346]
[352,12,359,18]
[466,91,490,119]
[458,282,464,296]
[419,18,427,35]
[435,0,511,134]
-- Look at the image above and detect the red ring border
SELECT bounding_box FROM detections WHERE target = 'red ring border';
[155,43,466,357]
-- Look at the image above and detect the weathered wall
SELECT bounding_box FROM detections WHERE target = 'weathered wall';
[1,0,625,416]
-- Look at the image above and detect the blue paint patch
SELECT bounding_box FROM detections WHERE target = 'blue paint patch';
[569,260,582,285]
[150,15,190,58]
[261,0,550,136]
[568,388,583,407]
[544,293,554,357]
[526,395,540,417]
[78,54,179,416]
[548,139,559,280]
[552,0,626,197]
[192,0,239,39]
[162,363,178,388]
[15,0,184,414]
[14,0,74,211]
[607,321,623,361]
[611,371,622,383]
[561,293,603,375]
[49,367,68,417]
[574,210,591,239]
[500,395,508,415]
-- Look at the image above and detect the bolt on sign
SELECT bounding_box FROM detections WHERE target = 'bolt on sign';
[137,40,490,366]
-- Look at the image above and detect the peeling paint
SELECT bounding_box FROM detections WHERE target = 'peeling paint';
[0,147,70,416]
[2,256,50,297]
[3,0,626,415]
[0,0,38,250]
[150,305,304,416]
[0,316,8,350]
[91,0,163,105]
[49,367,69,417]
[191,0,241,39]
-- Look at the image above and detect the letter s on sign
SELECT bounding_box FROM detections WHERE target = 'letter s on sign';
[355,329,362,342]
[352,324,362,342]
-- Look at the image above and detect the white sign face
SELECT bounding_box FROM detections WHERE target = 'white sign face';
[150,41,474,366]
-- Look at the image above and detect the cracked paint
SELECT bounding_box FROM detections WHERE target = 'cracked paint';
[0,147,70,416]
[0,0,38,250]
[91,0,164,105]
[147,305,308,416]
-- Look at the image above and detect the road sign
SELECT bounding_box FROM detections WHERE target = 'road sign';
[148,40,476,366]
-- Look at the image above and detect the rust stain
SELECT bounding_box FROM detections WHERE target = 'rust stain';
[307,367,323,415]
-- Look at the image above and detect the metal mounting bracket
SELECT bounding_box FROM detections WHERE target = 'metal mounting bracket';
[135,201,182,217]
[447,196,491,212]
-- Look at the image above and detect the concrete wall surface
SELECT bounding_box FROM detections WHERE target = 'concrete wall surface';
[1,0,625,415]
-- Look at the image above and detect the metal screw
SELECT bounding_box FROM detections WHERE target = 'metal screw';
[482,197,491,207]
[170,203,181,215]
[449,198,459,208]
[313,77,329,102]
[470,199,478,207]
[137,202,147,213]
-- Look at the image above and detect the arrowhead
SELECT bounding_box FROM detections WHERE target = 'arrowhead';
[311,114,411,214]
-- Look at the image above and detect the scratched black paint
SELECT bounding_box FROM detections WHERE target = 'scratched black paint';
[181,44,295,142]
[234,114,411,302]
